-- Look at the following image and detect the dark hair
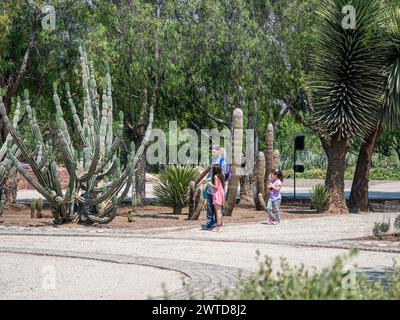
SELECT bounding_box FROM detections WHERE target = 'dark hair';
[271,169,283,182]
[212,164,225,185]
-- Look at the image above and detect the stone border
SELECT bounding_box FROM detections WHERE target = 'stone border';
[0,247,250,300]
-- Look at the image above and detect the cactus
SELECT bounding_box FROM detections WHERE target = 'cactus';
[31,198,36,218]
[224,108,243,217]
[264,123,274,200]
[273,149,280,170]
[37,198,43,218]
[0,92,24,216]
[254,151,266,210]
[0,48,154,224]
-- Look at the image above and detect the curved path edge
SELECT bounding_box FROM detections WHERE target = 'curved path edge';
[0,247,250,300]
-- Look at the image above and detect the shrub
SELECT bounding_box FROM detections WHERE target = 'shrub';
[215,250,400,300]
[162,250,400,299]
[309,184,329,213]
[372,220,391,239]
[394,215,400,235]
[153,165,199,215]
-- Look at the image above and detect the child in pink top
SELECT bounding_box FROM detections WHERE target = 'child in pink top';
[207,164,225,232]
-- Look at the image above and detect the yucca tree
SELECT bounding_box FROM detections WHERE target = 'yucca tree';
[349,6,400,212]
[311,0,386,213]
[153,165,199,215]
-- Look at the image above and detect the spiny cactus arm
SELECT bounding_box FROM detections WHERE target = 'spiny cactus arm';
[78,135,100,182]
[105,67,113,151]
[7,154,58,206]
[0,98,49,187]
[93,137,122,176]
[66,83,88,147]
[79,47,96,149]
[85,174,133,224]
[77,100,154,207]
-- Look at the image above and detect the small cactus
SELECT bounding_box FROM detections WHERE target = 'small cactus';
[127,209,136,223]
[37,198,43,218]
[31,199,36,219]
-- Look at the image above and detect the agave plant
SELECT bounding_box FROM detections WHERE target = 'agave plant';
[310,184,329,213]
[311,0,386,213]
[154,166,199,215]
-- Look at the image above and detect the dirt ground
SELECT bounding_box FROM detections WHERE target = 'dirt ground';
[0,203,339,230]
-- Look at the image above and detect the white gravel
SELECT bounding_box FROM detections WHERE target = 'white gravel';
[0,253,186,300]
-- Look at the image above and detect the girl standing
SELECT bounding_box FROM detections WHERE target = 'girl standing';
[207,164,225,232]
[267,169,283,225]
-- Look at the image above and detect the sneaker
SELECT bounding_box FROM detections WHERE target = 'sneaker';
[212,226,222,232]
[272,220,280,225]
[201,223,216,230]
[266,219,273,225]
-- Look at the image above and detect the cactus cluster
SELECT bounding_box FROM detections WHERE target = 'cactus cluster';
[0,92,24,215]
[0,48,154,224]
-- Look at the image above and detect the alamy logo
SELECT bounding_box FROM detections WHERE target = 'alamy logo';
[342,5,356,30]
[41,5,56,31]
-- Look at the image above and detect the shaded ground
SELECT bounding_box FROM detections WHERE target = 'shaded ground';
[0,203,337,229]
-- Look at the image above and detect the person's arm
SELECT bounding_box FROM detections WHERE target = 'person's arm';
[207,176,219,189]
[271,181,281,191]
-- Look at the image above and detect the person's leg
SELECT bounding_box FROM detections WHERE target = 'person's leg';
[273,200,281,223]
[267,199,274,221]
[206,192,216,228]
[215,204,222,226]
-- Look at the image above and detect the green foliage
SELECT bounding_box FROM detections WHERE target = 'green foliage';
[383,6,400,131]
[284,167,400,180]
[309,184,329,213]
[153,166,199,214]
[216,250,400,299]
[373,220,391,239]
[311,0,386,140]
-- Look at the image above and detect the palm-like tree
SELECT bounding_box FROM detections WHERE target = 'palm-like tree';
[311,0,386,213]
[349,6,400,212]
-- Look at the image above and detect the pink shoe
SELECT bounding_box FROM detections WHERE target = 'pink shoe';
[272,220,280,225]
[212,225,222,232]
[266,219,273,225]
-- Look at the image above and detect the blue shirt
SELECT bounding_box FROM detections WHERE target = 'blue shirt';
[206,156,227,194]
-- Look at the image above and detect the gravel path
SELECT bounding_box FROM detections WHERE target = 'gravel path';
[1,212,399,299]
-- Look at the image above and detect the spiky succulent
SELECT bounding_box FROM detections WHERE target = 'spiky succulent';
[311,0,386,140]
[154,165,199,215]
[382,7,400,130]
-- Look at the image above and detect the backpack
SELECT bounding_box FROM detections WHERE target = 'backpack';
[219,157,231,181]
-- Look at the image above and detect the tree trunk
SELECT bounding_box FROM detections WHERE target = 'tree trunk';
[173,205,182,215]
[224,108,243,216]
[324,133,348,214]
[348,123,380,213]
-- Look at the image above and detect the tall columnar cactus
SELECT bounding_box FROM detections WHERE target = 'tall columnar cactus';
[0,48,154,224]
[272,149,280,170]
[0,92,23,215]
[224,108,243,217]
[264,123,274,200]
[254,151,266,211]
